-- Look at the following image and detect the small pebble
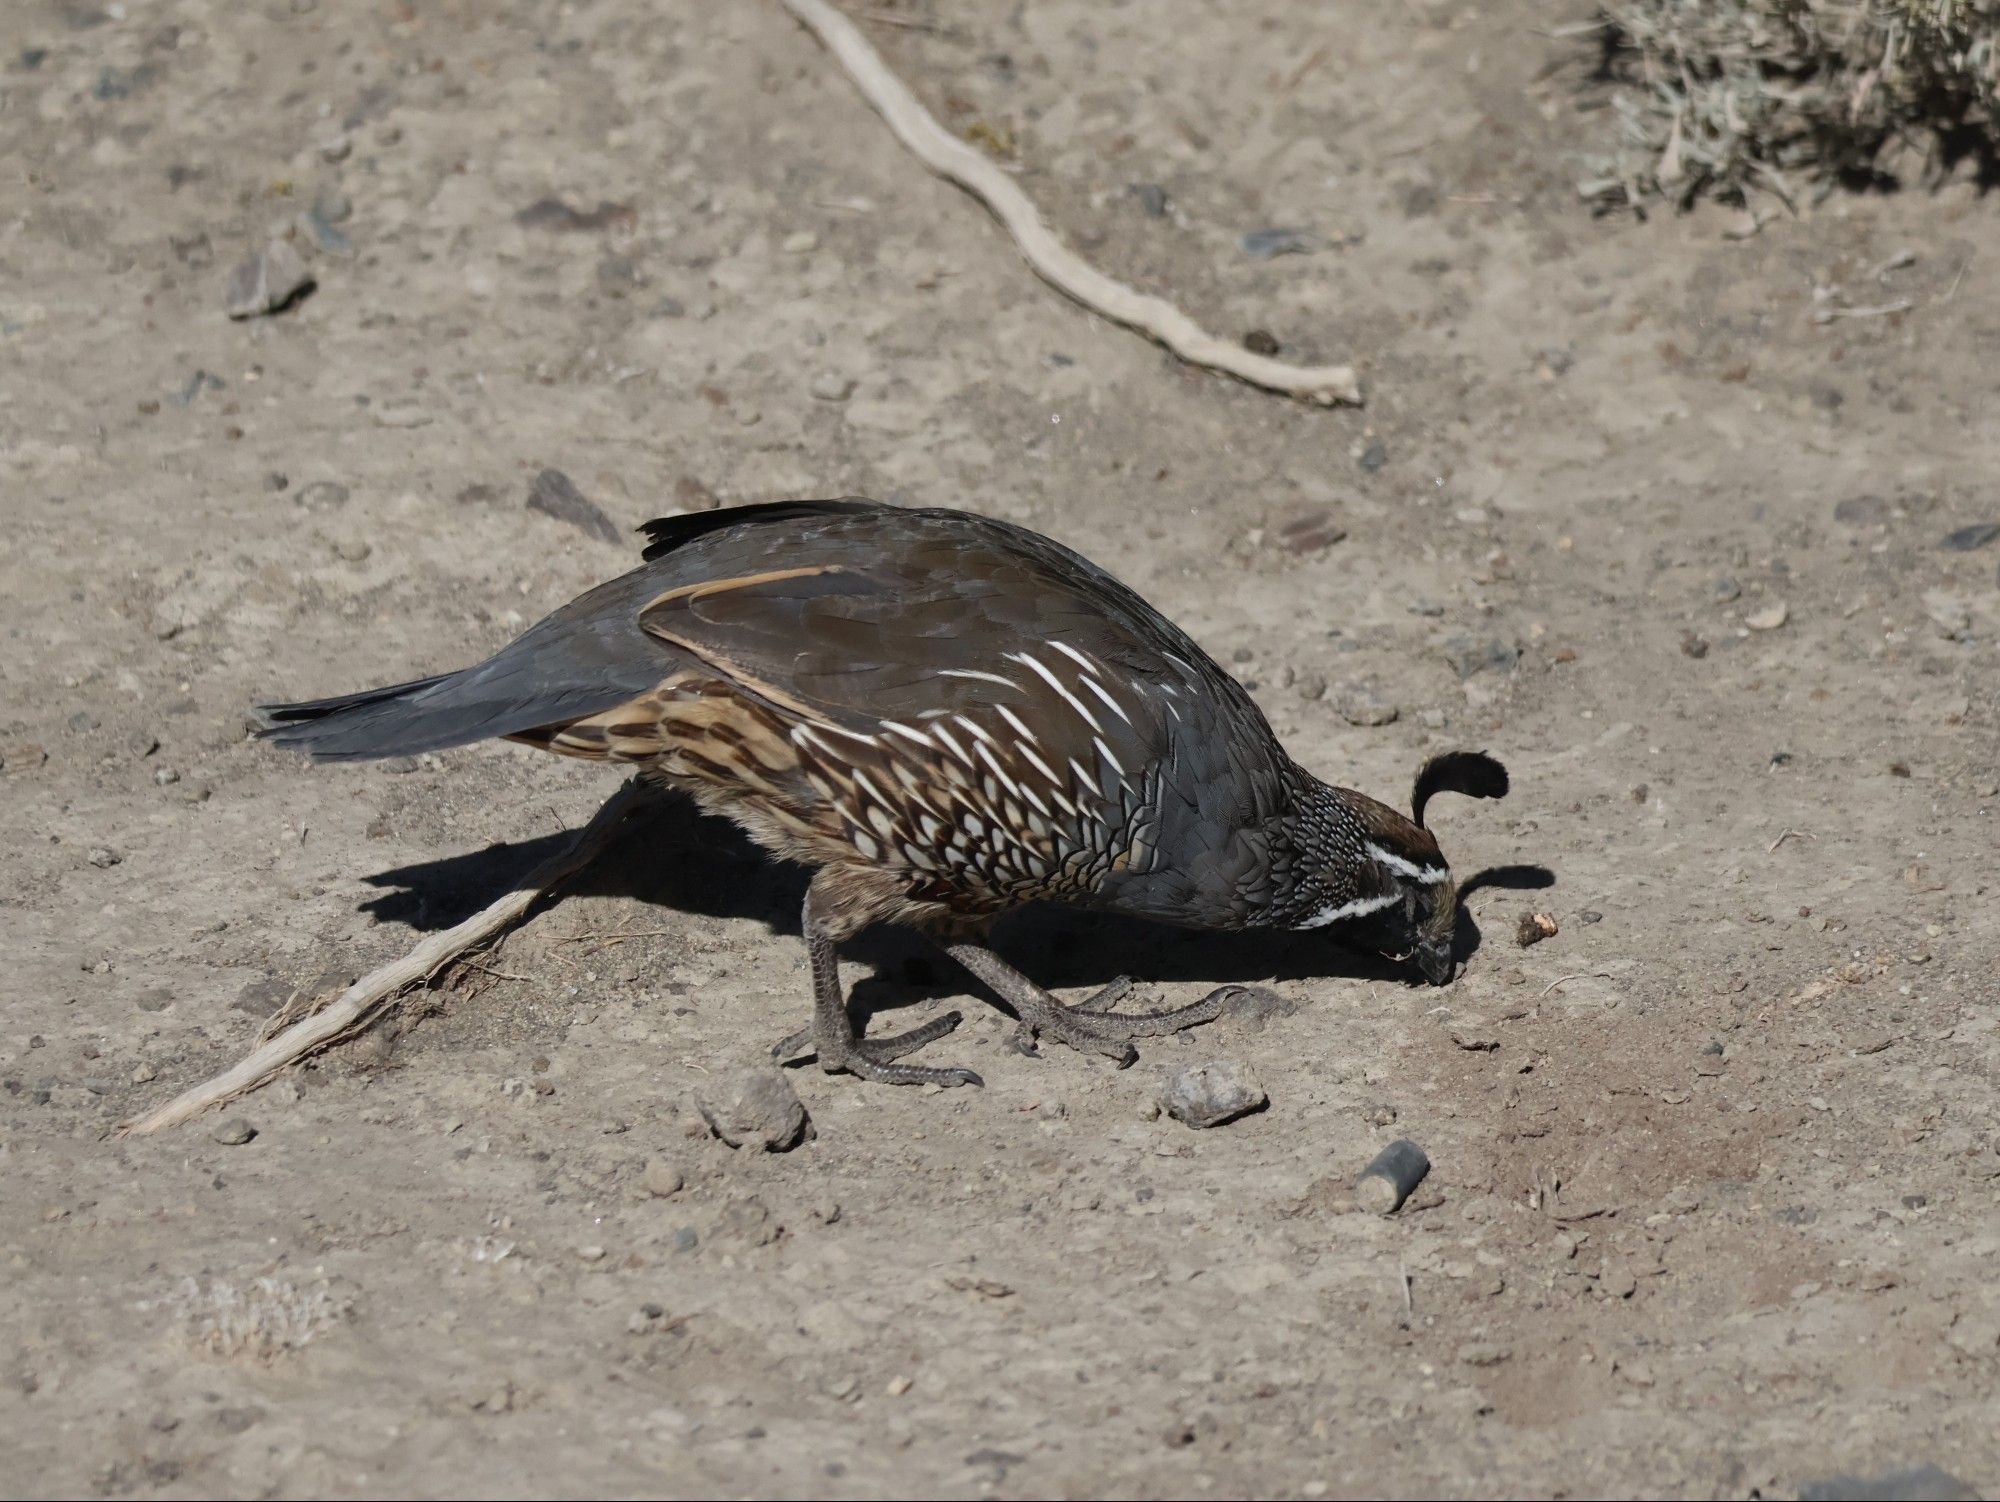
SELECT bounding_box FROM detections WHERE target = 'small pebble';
[1130,183,1168,217]
[1357,440,1387,472]
[313,123,351,161]
[87,847,122,868]
[640,1159,684,1197]
[293,480,350,512]
[1443,636,1519,679]
[1744,602,1789,631]
[1273,506,1345,554]
[782,230,819,254]
[695,1067,809,1151]
[211,1119,257,1145]
[1242,329,1280,357]
[223,240,313,319]
[810,372,856,402]
[1241,227,1323,258]
[1940,522,1999,552]
[576,1244,607,1263]
[1159,1060,1266,1129]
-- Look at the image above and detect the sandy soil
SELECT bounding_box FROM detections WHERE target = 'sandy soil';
[3,1,1998,1497]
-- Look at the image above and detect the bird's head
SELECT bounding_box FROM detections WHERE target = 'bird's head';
[1294,750,1510,984]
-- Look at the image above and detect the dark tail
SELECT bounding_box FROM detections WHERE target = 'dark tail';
[256,570,673,761]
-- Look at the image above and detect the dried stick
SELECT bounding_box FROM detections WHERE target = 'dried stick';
[779,0,1363,406]
[119,780,655,1136]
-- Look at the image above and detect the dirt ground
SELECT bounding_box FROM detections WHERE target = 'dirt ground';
[4,1,1998,1497]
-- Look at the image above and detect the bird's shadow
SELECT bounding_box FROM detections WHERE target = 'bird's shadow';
[359,790,1554,1024]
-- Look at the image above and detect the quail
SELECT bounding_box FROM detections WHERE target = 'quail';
[260,499,1509,1088]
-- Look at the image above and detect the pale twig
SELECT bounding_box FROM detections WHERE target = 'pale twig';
[119,782,655,1136]
[1767,827,1813,853]
[777,0,1362,405]
[1539,971,1615,999]
[1812,298,1912,324]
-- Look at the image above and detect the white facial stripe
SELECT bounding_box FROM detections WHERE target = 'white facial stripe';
[1367,842,1450,884]
[1297,891,1400,929]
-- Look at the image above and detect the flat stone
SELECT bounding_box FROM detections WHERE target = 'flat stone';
[223,240,313,319]
[211,1119,257,1145]
[1941,522,2000,552]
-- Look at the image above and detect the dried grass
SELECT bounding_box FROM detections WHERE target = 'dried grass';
[1582,0,2000,208]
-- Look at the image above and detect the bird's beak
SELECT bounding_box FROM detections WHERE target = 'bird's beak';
[1417,940,1456,986]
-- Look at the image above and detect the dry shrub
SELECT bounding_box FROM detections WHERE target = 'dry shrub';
[1583,1,2000,208]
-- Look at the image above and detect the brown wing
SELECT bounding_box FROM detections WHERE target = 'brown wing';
[627,512,1216,906]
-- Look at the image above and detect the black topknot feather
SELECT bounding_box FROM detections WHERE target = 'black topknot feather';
[1412,751,1509,828]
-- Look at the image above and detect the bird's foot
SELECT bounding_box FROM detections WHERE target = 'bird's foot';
[1011,979,1225,1067]
[772,1009,982,1088]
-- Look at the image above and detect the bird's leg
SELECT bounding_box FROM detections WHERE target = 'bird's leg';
[770,883,982,1088]
[940,942,1223,1066]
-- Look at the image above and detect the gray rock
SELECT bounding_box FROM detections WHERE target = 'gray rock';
[527,469,621,545]
[1334,683,1399,727]
[223,240,313,319]
[695,1068,809,1151]
[1357,440,1387,472]
[1160,1060,1267,1128]
[211,1119,257,1145]
[1241,228,1323,258]
[1442,636,1519,679]
[1942,522,2000,552]
[810,372,856,402]
[1215,985,1298,1034]
[1131,183,1168,217]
